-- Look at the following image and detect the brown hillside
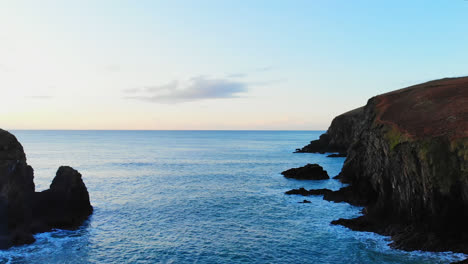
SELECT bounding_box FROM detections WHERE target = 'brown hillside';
[374,77,468,140]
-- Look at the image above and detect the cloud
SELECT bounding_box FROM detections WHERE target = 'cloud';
[125,77,248,103]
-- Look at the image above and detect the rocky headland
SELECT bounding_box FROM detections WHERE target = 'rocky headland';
[295,106,364,155]
[288,77,468,260]
[0,129,92,248]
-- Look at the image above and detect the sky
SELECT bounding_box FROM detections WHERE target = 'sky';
[0,0,467,130]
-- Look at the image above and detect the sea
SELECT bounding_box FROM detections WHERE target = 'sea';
[0,130,465,263]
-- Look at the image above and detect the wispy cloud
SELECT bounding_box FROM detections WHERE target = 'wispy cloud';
[124,77,248,103]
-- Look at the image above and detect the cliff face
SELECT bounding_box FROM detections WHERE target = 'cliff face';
[0,129,93,248]
[334,77,468,252]
[296,107,364,154]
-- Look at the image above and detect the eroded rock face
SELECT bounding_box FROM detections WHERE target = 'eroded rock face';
[295,107,364,154]
[325,77,468,253]
[32,166,93,232]
[0,129,92,248]
[281,164,329,180]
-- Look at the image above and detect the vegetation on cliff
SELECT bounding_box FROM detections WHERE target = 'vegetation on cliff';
[293,77,468,258]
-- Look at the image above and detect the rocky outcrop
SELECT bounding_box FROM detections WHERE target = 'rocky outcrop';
[285,186,369,206]
[326,153,347,158]
[285,187,332,196]
[32,166,93,232]
[299,77,468,256]
[295,107,364,154]
[281,164,329,180]
[0,129,92,248]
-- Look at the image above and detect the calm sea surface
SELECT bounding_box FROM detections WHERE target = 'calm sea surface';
[1,130,465,263]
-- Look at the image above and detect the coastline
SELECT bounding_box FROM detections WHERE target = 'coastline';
[287,77,468,263]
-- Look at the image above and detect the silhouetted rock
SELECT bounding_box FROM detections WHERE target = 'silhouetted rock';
[32,166,93,231]
[285,188,332,196]
[0,129,92,248]
[326,153,347,158]
[281,164,329,180]
[295,107,364,154]
[296,77,468,256]
[299,200,311,203]
[334,77,468,254]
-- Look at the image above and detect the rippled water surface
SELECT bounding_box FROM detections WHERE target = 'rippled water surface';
[2,131,465,263]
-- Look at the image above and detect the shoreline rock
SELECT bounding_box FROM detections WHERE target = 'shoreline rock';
[281,164,329,180]
[295,107,364,154]
[292,77,468,261]
[326,153,347,158]
[0,129,92,248]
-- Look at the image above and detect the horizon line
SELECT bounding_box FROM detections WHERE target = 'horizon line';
[7,129,327,132]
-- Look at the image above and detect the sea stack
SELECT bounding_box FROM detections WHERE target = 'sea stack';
[0,129,92,248]
[296,77,468,255]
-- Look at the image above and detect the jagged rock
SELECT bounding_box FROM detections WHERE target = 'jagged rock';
[32,166,93,231]
[295,107,364,153]
[0,129,92,248]
[285,187,332,196]
[299,200,311,203]
[281,164,329,180]
[300,77,468,255]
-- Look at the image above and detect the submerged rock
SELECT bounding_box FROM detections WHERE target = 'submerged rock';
[0,129,92,248]
[281,164,329,180]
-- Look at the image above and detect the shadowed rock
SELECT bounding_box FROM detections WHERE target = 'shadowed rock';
[295,107,364,154]
[281,164,329,180]
[327,153,347,158]
[32,166,93,232]
[294,77,468,260]
[285,188,332,196]
[0,129,92,248]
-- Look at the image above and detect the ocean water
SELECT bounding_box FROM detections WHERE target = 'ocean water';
[0,130,465,264]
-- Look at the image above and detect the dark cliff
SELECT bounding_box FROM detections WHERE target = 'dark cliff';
[296,106,364,154]
[333,77,468,253]
[0,129,92,248]
[292,77,468,257]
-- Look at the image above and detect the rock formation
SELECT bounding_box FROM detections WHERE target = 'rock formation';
[281,164,329,180]
[326,153,347,158]
[0,129,92,248]
[293,77,468,258]
[295,107,364,154]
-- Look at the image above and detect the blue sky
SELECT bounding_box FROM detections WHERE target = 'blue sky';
[0,0,467,129]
